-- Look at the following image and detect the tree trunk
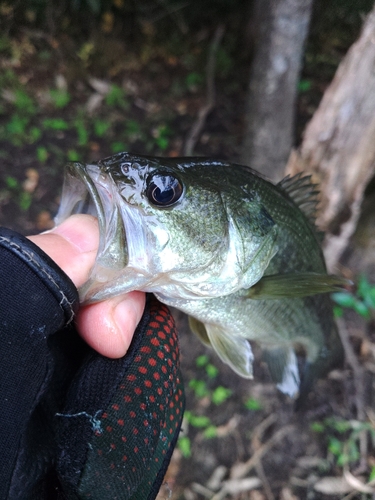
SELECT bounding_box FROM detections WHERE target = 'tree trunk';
[240,0,314,181]
[286,4,375,270]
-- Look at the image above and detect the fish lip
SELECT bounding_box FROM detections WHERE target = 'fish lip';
[64,162,106,237]
[58,161,132,303]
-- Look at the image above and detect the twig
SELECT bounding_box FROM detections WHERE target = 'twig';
[336,317,366,421]
[255,461,275,500]
[336,317,370,475]
[230,425,295,480]
[183,25,225,155]
[250,413,278,450]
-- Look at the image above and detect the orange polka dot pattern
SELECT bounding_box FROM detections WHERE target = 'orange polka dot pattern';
[78,296,185,499]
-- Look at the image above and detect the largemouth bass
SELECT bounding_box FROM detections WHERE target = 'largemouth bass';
[56,152,345,401]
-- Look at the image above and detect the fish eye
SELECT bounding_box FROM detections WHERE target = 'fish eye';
[146,173,184,207]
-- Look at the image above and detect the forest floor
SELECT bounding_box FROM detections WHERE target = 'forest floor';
[1,3,375,499]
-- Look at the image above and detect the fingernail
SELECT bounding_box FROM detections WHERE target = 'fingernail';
[113,299,136,353]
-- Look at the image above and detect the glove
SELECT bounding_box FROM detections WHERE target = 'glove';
[0,228,184,500]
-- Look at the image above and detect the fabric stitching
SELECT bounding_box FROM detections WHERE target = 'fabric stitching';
[0,236,75,323]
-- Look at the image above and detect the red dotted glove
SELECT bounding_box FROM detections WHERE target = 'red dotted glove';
[55,296,185,499]
[0,228,184,500]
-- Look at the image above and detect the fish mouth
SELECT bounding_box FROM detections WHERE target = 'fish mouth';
[55,162,128,302]
[56,162,106,233]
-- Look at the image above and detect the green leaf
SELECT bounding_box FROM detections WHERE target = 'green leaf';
[105,85,128,109]
[111,141,128,153]
[186,412,211,428]
[203,426,218,439]
[6,115,29,135]
[94,119,110,137]
[333,305,343,318]
[19,192,32,211]
[37,146,48,163]
[205,364,218,379]
[6,176,18,189]
[42,118,69,131]
[212,386,232,405]
[74,118,89,146]
[67,149,81,161]
[298,79,312,93]
[185,71,203,91]
[353,300,370,319]
[336,452,350,467]
[310,422,325,433]
[189,379,209,398]
[330,420,351,433]
[332,292,356,308]
[328,437,343,457]
[369,465,375,482]
[244,397,262,411]
[177,436,191,458]
[29,126,42,143]
[155,136,168,151]
[195,355,209,368]
[50,89,71,109]
[14,89,36,115]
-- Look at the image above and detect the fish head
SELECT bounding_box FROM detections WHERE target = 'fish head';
[56,153,278,303]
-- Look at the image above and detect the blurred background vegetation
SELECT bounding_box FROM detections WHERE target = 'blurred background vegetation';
[0,0,373,233]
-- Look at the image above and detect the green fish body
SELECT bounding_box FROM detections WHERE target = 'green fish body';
[56,153,344,400]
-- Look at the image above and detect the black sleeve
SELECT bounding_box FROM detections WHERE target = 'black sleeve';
[0,228,185,500]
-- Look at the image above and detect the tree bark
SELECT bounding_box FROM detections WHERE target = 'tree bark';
[286,4,375,270]
[240,0,314,181]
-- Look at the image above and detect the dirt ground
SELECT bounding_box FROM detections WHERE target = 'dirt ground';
[1,3,375,499]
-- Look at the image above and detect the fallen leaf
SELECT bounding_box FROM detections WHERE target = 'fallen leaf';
[314,476,353,495]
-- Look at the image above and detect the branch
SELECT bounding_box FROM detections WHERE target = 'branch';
[183,25,225,156]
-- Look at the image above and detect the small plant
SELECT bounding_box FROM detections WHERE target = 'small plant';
[211,386,232,405]
[195,354,218,378]
[298,79,312,93]
[189,354,232,405]
[94,118,110,137]
[178,435,192,458]
[36,146,49,163]
[333,275,375,320]
[312,417,375,472]
[42,118,69,131]
[244,397,262,411]
[185,71,203,92]
[49,88,71,109]
[3,175,32,211]
[13,89,36,115]
[67,149,81,161]
[74,116,89,146]
[189,378,209,399]
[4,116,41,146]
[152,124,172,151]
[111,141,128,153]
[105,84,129,109]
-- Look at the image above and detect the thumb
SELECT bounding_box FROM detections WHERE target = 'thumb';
[28,214,99,288]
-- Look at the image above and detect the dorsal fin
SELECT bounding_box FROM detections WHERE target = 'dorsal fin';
[277,173,321,233]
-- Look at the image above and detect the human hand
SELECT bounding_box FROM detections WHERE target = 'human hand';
[28,214,145,358]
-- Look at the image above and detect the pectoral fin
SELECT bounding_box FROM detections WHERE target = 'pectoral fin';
[247,273,350,300]
[205,325,254,379]
[188,316,211,346]
[263,347,300,398]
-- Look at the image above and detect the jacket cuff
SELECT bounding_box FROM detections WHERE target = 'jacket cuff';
[0,227,79,323]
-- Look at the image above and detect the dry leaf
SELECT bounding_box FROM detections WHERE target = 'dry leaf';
[36,210,54,231]
[23,168,39,193]
[314,476,353,495]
